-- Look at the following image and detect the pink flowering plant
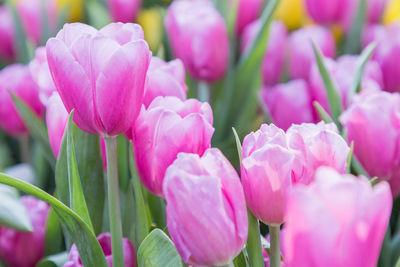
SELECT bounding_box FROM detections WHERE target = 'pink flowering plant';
[0,0,398,267]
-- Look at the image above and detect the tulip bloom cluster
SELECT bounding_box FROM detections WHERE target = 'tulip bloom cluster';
[0,0,399,267]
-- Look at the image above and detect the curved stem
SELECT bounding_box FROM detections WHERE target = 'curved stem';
[269,225,281,267]
[104,136,124,267]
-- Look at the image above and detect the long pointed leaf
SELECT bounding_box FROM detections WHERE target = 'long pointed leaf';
[311,42,343,128]
[313,101,333,123]
[10,94,55,168]
[66,111,94,231]
[344,0,367,54]
[0,173,108,267]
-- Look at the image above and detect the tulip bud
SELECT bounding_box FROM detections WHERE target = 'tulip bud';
[106,0,141,23]
[16,0,58,44]
[164,148,248,266]
[164,0,229,82]
[283,167,392,267]
[232,0,263,35]
[288,25,335,80]
[132,96,214,196]
[241,20,288,86]
[0,64,43,137]
[340,91,400,196]
[260,80,314,131]
[0,6,16,61]
[29,47,57,106]
[64,232,136,267]
[46,22,151,136]
[286,121,350,185]
[241,124,296,225]
[309,54,383,112]
[0,196,50,267]
[46,92,68,158]
[143,57,187,107]
[304,0,344,24]
[363,23,400,92]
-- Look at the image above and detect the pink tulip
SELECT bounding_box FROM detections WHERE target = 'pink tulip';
[46,92,69,158]
[0,6,16,61]
[241,124,296,225]
[107,0,141,23]
[286,121,350,185]
[304,0,344,24]
[288,25,336,81]
[132,96,214,196]
[164,0,229,82]
[309,54,383,112]
[260,80,314,131]
[340,91,400,196]
[16,0,58,44]
[46,22,151,136]
[29,47,57,106]
[164,148,248,266]
[143,57,187,107]
[0,196,50,267]
[242,20,288,86]
[363,23,400,92]
[64,233,136,267]
[0,64,43,137]
[232,0,263,35]
[283,167,392,267]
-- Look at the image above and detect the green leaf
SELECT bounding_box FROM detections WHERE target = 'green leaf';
[44,207,64,256]
[346,42,377,105]
[0,185,32,231]
[85,1,111,29]
[66,111,94,231]
[313,101,333,123]
[37,252,68,267]
[233,250,248,267]
[346,141,354,174]
[137,229,183,267]
[311,43,343,128]
[344,0,367,54]
[126,144,151,248]
[232,127,242,161]
[396,257,400,267]
[378,228,391,267]
[10,94,55,169]
[56,115,105,235]
[0,173,108,267]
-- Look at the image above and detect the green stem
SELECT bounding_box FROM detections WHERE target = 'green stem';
[104,136,124,267]
[213,261,235,267]
[246,210,264,267]
[197,81,210,103]
[19,135,30,163]
[269,225,281,267]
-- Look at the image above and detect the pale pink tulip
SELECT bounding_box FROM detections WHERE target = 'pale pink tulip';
[46,92,68,158]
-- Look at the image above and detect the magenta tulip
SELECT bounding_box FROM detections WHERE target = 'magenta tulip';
[164,148,248,266]
[0,64,43,136]
[288,25,336,80]
[107,0,141,22]
[309,54,383,112]
[241,124,296,225]
[283,167,392,267]
[0,196,50,267]
[260,80,314,131]
[287,121,350,185]
[46,22,151,136]
[29,47,57,106]
[64,233,136,267]
[233,0,263,35]
[46,92,69,158]
[0,6,16,61]
[304,0,344,24]
[16,0,58,44]
[143,57,187,107]
[164,0,229,82]
[363,23,400,92]
[340,91,400,196]
[242,20,288,86]
[132,96,214,196]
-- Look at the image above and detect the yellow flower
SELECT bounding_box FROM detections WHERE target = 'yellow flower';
[383,0,400,24]
[137,8,163,52]
[274,0,311,30]
[56,0,83,21]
